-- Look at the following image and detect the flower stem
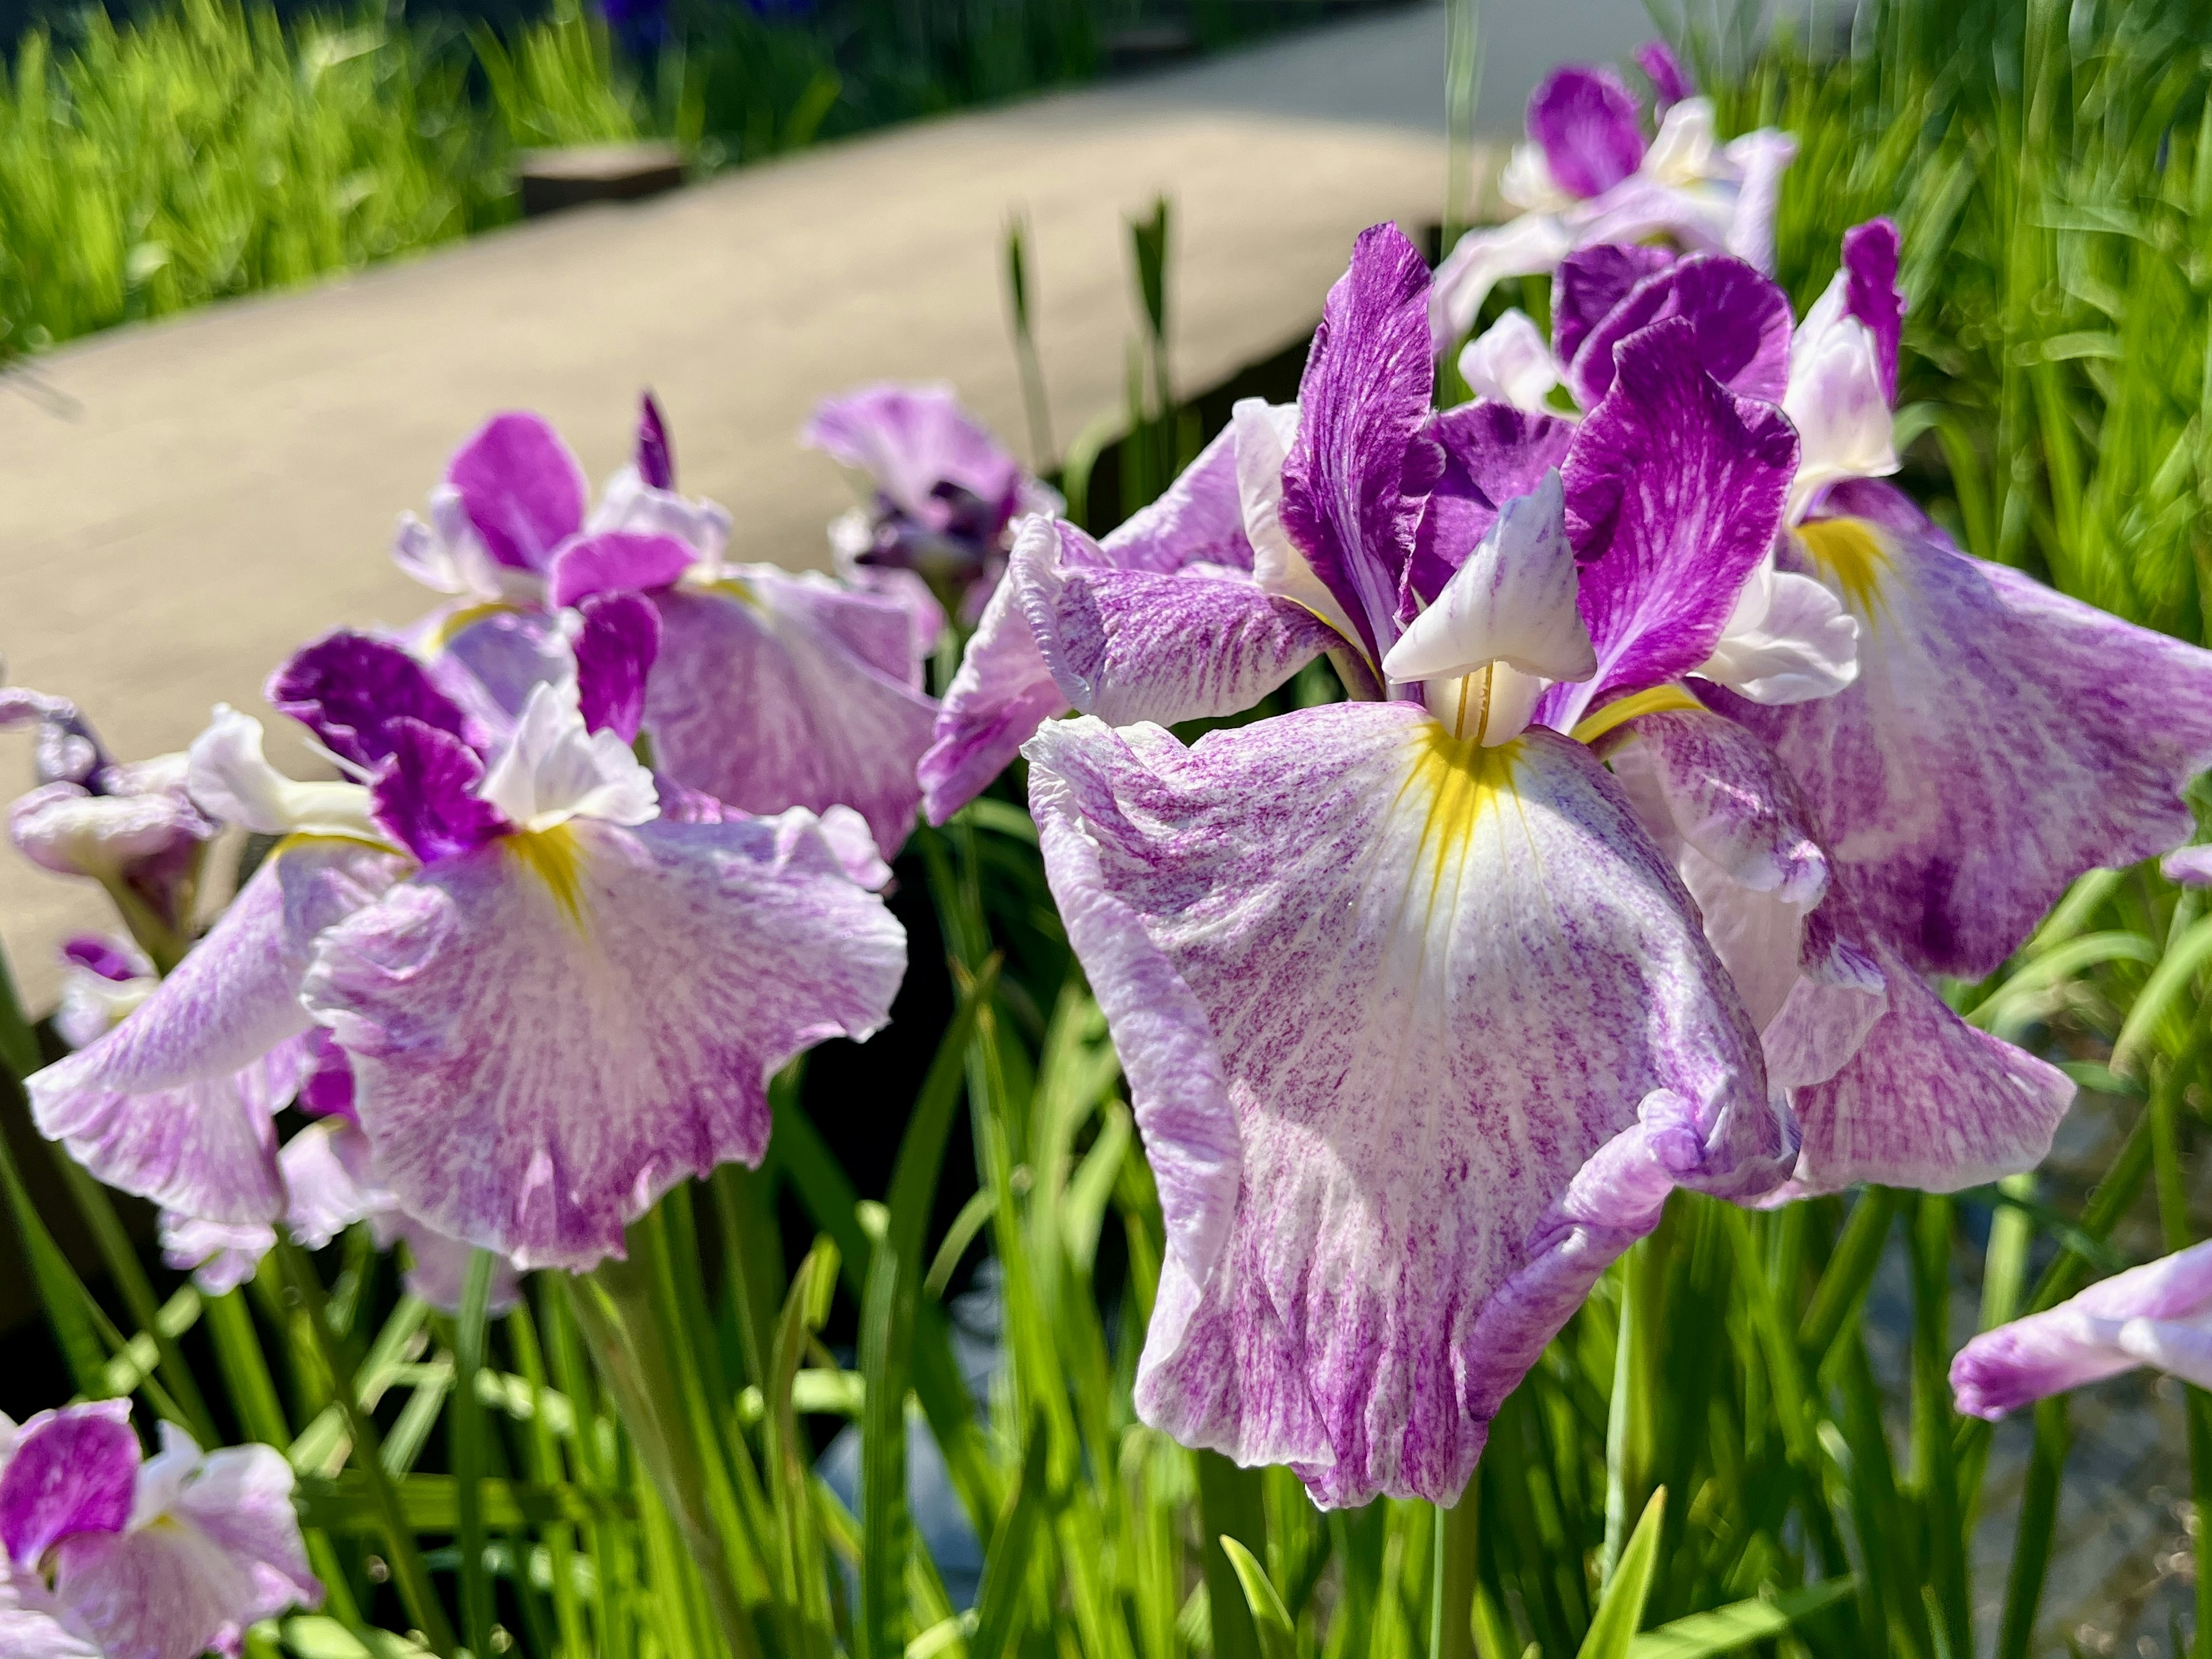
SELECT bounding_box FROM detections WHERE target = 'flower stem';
[1430,1481,1480,1659]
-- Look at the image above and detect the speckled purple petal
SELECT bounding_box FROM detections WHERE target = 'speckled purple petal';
[267,632,472,772]
[573,591,662,743]
[1840,218,1904,403]
[1566,253,1793,410]
[1551,244,1676,373]
[1728,483,2212,976]
[547,531,695,610]
[1527,65,1647,199]
[637,392,676,490]
[803,383,1025,530]
[306,813,905,1270]
[919,570,1070,825]
[1551,317,1798,727]
[0,1406,138,1567]
[1280,225,1444,669]
[645,573,934,858]
[1636,39,1694,105]
[1408,403,1576,610]
[1027,703,1781,1506]
[369,719,508,865]
[27,840,400,1223]
[447,413,588,573]
[1101,422,1257,575]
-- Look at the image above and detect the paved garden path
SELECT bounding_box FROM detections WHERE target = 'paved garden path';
[0,0,1664,1001]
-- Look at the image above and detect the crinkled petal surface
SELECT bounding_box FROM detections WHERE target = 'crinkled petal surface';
[268,632,471,771]
[1565,253,1794,410]
[306,815,905,1270]
[1552,244,1676,373]
[1027,704,1779,1505]
[647,573,935,859]
[1729,484,2212,975]
[28,841,400,1222]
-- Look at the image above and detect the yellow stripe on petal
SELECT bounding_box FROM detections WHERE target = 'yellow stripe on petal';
[1408,725,1521,888]
[1796,516,1892,619]
[426,601,517,653]
[506,823,590,929]
[1570,684,1705,748]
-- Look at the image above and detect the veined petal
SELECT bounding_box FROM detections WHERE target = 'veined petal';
[28,840,399,1222]
[1565,253,1793,410]
[1111,419,1259,576]
[646,574,935,858]
[1281,224,1444,668]
[1553,317,1798,726]
[447,412,588,573]
[1456,311,1561,413]
[164,1437,320,1628]
[306,813,906,1270]
[1384,472,1592,687]
[1840,218,1904,402]
[2165,845,2212,887]
[1429,214,1578,349]
[573,591,662,742]
[1730,486,2212,975]
[1240,402,1366,647]
[1527,65,1646,199]
[1027,704,1779,1506]
[1552,244,1676,374]
[1953,1238,2212,1419]
[429,608,573,742]
[1409,403,1575,609]
[267,632,472,772]
[1017,516,1338,726]
[919,565,1070,825]
[370,719,509,863]
[0,1406,137,1567]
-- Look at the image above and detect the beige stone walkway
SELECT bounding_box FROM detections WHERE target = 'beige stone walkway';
[0,3,1550,1001]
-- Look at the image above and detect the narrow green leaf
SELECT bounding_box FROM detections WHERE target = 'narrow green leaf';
[1626,1580,1855,1657]
[1219,1536,1297,1659]
[0,941,43,1082]
[450,1250,498,1659]
[2111,911,2212,1073]
[1198,1451,1270,1659]
[1578,1486,1666,1659]
[967,1414,1051,1659]
[0,1104,107,1396]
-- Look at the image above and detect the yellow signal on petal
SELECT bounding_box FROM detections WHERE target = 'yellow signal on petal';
[1570,683,1704,749]
[507,823,590,929]
[1796,516,1892,619]
[425,600,517,654]
[1408,724,1521,891]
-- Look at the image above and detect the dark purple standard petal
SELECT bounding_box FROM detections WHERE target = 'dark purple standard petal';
[1554,316,1798,722]
[1566,253,1794,409]
[1528,65,1647,199]
[1279,224,1443,668]
[575,592,662,742]
[547,531,696,609]
[268,632,473,772]
[637,391,675,490]
[1407,402,1576,609]
[1635,39,1694,105]
[369,720,509,865]
[1841,218,1904,403]
[0,1404,138,1567]
[447,412,589,573]
[1552,244,1676,373]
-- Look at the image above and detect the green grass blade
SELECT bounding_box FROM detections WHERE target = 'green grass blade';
[1579,1487,1666,1659]
[451,1251,498,1659]
[968,1414,1051,1659]
[1220,1536,1298,1659]
[1627,1580,1855,1657]
[1198,1452,1270,1659]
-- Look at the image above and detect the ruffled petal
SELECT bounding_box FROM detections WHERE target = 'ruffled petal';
[1016,517,1337,726]
[1456,311,1560,412]
[447,412,588,573]
[1552,317,1798,724]
[306,814,906,1270]
[1729,485,2212,975]
[1410,402,1576,607]
[28,840,400,1222]
[1027,703,1779,1506]
[1280,225,1443,668]
[1101,421,1259,575]
[267,632,472,772]
[0,1406,138,1567]
[918,567,1070,825]
[548,531,696,609]
[0,1573,100,1659]
[370,719,509,863]
[646,575,935,858]
[160,1212,274,1296]
[572,591,662,743]
[1953,1238,2212,1419]
[168,1434,320,1629]
[1429,214,1578,350]
[1527,65,1646,199]
[1551,244,1676,374]
[1564,253,1794,409]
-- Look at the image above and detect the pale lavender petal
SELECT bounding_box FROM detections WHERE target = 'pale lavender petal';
[369,719,508,865]
[0,1573,100,1659]
[1840,218,1905,402]
[379,1213,523,1317]
[430,608,572,741]
[1100,423,1256,575]
[1551,243,1675,373]
[306,813,906,1270]
[169,1439,320,1630]
[267,632,472,772]
[159,1213,273,1296]
[2165,846,2212,887]
[1015,517,1336,726]
[1729,486,2212,975]
[1615,709,1825,906]
[1636,39,1694,105]
[547,531,695,609]
[1409,403,1575,609]
[1953,1239,2212,1418]
[802,383,1025,528]
[1719,130,1797,272]
[1527,65,1646,199]
[1280,224,1444,669]
[279,1121,378,1251]
[1429,214,1578,350]
[573,591,662,743]
[0,687,107,787]
[637,391,675,491]
[1550,317,1797,727]
[0,1406,138,1566]
[646,574,935,858]
[1027,703,1780,1506]
[919,570,1070,825]
[8,783,208,895]
[446,412,588,573]
[27,841,399,1223]
[1565,253,1794,409]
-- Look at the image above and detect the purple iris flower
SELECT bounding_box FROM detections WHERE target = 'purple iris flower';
[52,937,154,1055]
[1,689,214,972]
[1954,1238,2212,1420]
[395,396,938,858]
[29,623,906,1272]
[1430,53,1796,350]
[802,382,1060,638]
[0,1402,319,1658]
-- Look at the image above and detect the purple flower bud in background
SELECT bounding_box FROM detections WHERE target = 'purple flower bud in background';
[1635,39,1695,108]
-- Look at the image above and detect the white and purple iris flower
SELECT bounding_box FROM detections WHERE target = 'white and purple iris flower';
[0,1402,319,1659]
[1953,1238,2212,1421]
[396,394,938,858]
[802,381,1059,637]
[28,615,907,1273]
[1429,47,1797,351]
[0,691,214,975]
